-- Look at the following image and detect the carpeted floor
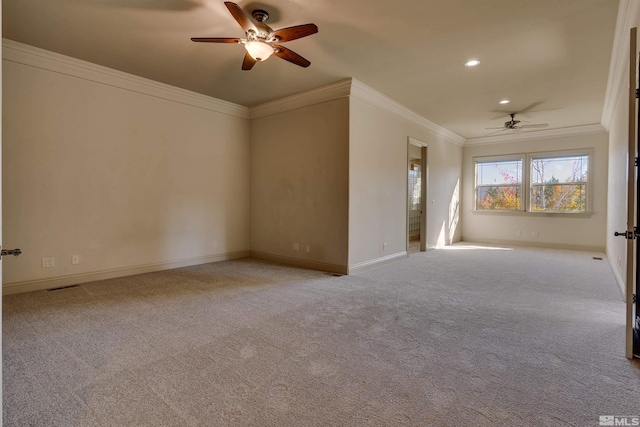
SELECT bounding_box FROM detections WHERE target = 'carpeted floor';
[3,244,640,426]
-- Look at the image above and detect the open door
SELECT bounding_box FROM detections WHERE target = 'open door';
[617,27,640,359]
[419,146,427,252]
[633,27,640,359]
[408,139,427,253]
[1,33,3,427]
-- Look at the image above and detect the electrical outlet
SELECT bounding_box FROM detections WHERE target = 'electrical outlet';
[293,243,299,251]
[306,245,310,253]
[72,255,80,265]
[532,231,539,237]
[383,243,387,250]
[516,230,521,237]
[42,257,55,268]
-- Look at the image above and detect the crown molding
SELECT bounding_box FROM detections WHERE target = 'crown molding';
[348,79,466,146]
[249,77,466,146]
[2,38,250,119]
[601,0,639,129]
[248,78,352,119]
[465,124,607,146]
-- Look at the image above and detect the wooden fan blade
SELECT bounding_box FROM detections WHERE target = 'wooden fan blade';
[271,24,318,42]
[273,45,310,67]
[191,37,241,43]
[224,2,257,34]
[242,52,257,70]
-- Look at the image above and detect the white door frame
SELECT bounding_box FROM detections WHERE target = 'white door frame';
[1,20,5,425]
[625,27,638,359]
[407,137,428,252]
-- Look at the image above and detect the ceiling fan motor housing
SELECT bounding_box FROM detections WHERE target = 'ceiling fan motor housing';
[191,2,317,70]
[252,9,269,22]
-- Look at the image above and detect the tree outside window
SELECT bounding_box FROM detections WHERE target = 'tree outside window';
[530,155,588,213]
[475,159,522,211]
[474,151,590,214]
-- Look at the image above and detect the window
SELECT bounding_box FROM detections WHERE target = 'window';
[530,154,588,213]
[475,158,523,211]
[474,150,590,214]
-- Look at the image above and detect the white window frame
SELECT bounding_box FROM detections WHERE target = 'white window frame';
[473,149,592,217]
[474,154,525,212]
[527,149,592,215]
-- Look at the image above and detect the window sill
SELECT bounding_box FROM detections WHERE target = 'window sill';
[472,210,593,219]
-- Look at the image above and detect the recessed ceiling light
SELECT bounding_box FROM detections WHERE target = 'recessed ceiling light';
[465,59,480,67]
[499,99,510,104]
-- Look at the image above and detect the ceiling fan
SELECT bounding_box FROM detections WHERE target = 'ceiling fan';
[485,113,549,135]
[191,1,318,70]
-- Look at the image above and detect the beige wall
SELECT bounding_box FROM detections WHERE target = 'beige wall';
[349,97,463,268]
[250,98,350,271]
[251,88,464,273]
[2,56,250,291]
[3,55,463,289]
[2,42,618,293]
[462,132,609,250]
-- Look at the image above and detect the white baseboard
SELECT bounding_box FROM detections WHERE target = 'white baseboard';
[2,251,251,295]
[460,237,605,253]
[250,251,348,275]
[250,251,408,275]
[347,251,408,274]
[605,250,627,301]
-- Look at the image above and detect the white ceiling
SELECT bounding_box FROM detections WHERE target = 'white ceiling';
[3,0,619,139]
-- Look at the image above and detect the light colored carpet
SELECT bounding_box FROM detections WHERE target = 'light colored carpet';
[3,244,640,426]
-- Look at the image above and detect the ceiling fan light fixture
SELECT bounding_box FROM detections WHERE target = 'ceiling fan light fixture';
[245,41,274,61]
[191,2,317,70]
[499,99,510,104]
[464,59,480,67]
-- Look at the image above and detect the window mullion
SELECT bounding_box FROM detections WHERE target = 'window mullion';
[523,153,530,212]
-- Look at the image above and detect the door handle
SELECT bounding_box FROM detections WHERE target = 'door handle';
[0,247,22,259]
[614,231,636,239]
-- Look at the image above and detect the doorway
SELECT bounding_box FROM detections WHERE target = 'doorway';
[408,139,427,254]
